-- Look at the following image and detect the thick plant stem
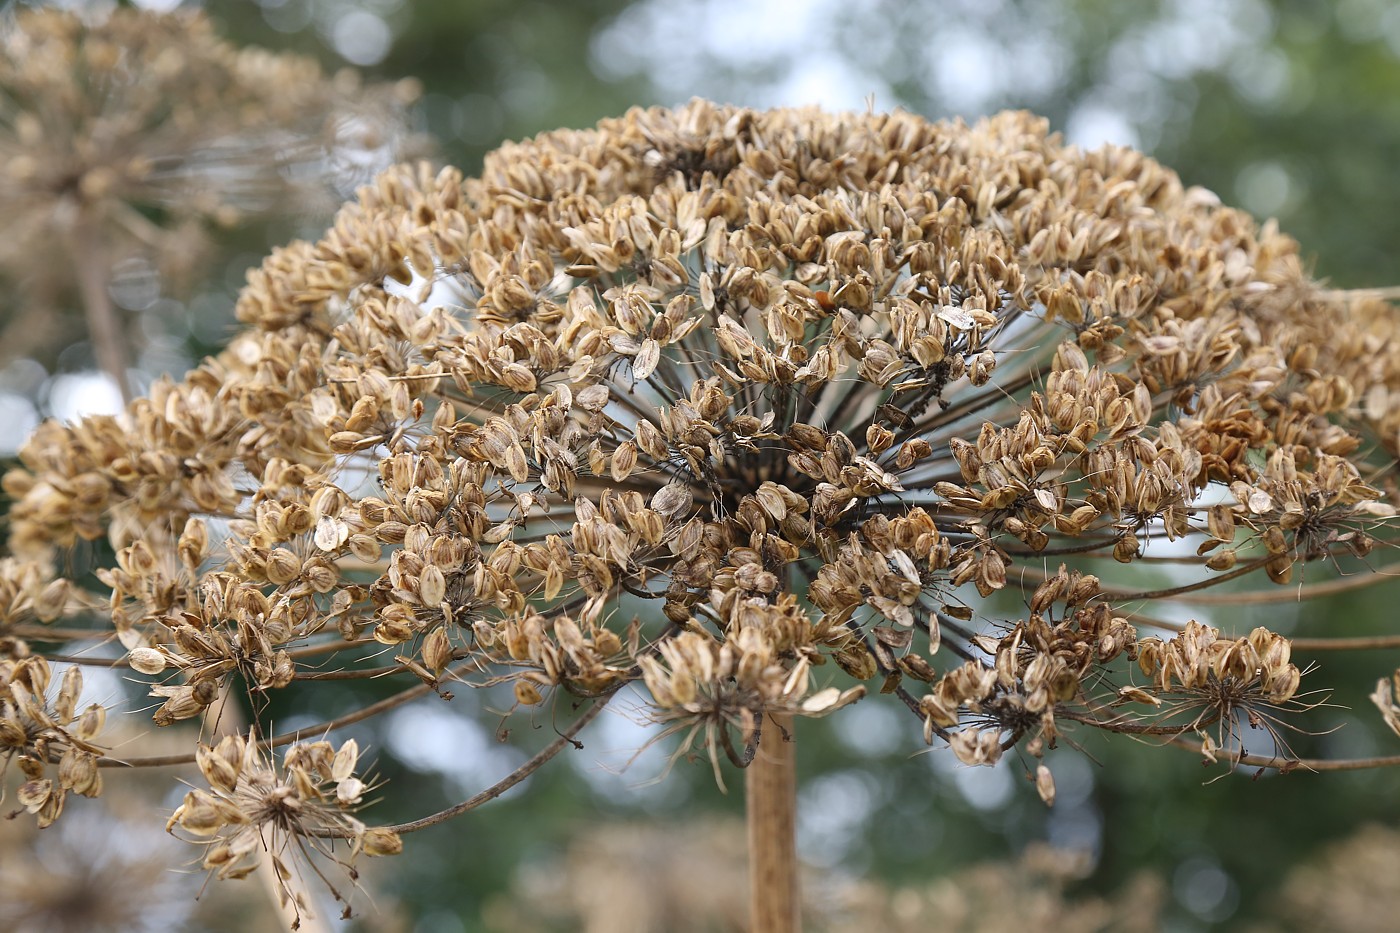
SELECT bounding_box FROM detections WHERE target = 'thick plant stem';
[71,223,133,404]
[747,713,799,933]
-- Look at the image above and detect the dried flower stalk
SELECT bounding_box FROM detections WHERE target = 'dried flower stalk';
[2,100,1398,926]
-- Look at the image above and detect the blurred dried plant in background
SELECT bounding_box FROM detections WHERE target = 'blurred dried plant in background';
[836,844,1163,933]
[1,98,1398,926]
[484,820,754,933]
[484,820,1163,933]
[1247,823,1400,933]
[0,804,196,933]
[0,5,421,399]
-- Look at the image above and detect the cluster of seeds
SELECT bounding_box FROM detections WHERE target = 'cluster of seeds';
[168,734,398,913]
[2,100,1398,886]
[0,657,105,828]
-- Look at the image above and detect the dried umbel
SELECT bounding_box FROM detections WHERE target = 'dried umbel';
[167,733,397,915]
[0,656,106,829]
[3,101,1399,909]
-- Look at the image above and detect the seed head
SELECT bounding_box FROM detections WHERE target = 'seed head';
[3,102,1398,903]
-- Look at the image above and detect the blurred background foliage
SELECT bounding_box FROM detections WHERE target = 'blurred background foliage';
[2,1,1400,931]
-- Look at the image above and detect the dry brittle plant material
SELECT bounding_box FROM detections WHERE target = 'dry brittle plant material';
[2,100,1398,919]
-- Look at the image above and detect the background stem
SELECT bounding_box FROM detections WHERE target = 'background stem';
[747,712,800,933]
[71,221,133,404]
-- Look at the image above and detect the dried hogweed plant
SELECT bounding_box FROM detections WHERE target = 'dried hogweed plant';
[0,6,420,400]
[2,100,1399,927]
